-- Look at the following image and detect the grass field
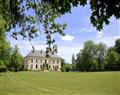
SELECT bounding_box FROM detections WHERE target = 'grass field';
[0,71,120,95]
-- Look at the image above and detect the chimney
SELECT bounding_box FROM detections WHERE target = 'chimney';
[32,46,35,53]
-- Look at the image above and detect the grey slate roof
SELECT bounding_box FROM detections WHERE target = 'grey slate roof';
[25,50,61,59]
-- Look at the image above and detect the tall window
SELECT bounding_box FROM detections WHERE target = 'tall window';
[40,65,42,68]
[36,59,38,63]
[36,65,38,69]
[53,60,55,64]
[49,60,51,63]
[49,65,51,69]
[31,64,33,69]
[45,60,47,63]
[31,59,33,63]
[57,60,59,64]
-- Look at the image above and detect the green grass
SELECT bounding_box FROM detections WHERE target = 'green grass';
[0,71,120,95]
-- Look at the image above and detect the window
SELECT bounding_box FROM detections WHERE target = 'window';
[40,65,42,68]
[45,60,47,63]
[31,59,33,63]
[36,65,38,69]
[49,65,51,69]
[53,60,55,64]
[49,60,51,63]
[36,59,38,63]
[57,60,59,64]
[26,65,28,68]
[31,64,33,69]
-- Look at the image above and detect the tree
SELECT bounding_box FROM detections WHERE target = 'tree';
[0,0,66,56]
[95,42,108,70]
[115,39,120,54]
[0,16,11,72]
[106,50,120,71]
[61,58,66,72]
[76,50,83,71]
[65,64,73,72]
[45,0,120,30]
[0,0,120,55]
[72,54,76,64]
[76,41,108,71]
[9,45,23,71]
[81,41,98,71]
[0,60,6,72]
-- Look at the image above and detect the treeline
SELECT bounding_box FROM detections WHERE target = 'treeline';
[61,39,120,72]
[71,39,120,71]
[0,45,23,72]
[0,31,23,72]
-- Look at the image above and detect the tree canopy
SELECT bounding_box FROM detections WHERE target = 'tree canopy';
[0,0,119,54]
[75,39,120,71]
[44,0,120,30]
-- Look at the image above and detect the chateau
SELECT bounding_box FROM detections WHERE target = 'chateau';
[23,49,61,71]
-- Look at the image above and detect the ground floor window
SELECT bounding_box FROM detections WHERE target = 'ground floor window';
[49,65,51,69]
[40,65,42,68]
[36,64,38,69]
[31,64,33,69]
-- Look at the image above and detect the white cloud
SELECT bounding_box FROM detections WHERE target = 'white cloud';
[96,36,120,46]
[61,35,74,41]
[96,31,104,38]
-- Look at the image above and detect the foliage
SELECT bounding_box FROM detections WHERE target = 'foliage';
[106,49,120,71]
[72,54,76,64]
[0,0,66,56]
[0,16,11,72]
[61,58,73,72]
[44,0,120,31]
[115,39,120,54]
[76,41,108,71]
[75,39,120,71]
[9,45,23,72]
[0,0,120,55]
[0,60,7,72]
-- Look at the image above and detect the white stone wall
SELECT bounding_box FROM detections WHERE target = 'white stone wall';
[24,57,61,71]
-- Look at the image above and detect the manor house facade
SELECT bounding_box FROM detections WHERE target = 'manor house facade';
[24,49,61,71]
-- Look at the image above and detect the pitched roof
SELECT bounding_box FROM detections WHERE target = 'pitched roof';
[25,50,61,59]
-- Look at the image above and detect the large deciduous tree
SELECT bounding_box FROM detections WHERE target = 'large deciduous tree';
[96,43,108,70]
[0,0,66,55]
[80,41,97,71]
[76,41,108,71]
[0,17,11,72]
[0,0,120,54]
[44,0,120,30]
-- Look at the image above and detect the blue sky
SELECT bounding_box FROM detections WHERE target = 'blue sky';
[8,4,120,63]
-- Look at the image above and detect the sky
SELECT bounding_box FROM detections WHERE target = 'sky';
[7,4,120,63]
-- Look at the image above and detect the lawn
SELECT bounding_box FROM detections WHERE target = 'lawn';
[0,71,120,95]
